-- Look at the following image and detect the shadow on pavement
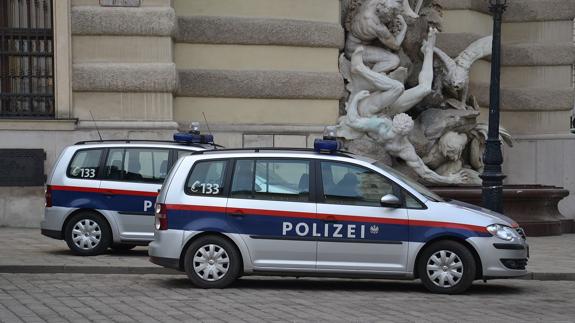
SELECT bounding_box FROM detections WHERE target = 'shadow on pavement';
[45,248,149,257]
[155,276,522,294]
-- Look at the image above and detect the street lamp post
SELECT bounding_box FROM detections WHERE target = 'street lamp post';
[481,0,507,213]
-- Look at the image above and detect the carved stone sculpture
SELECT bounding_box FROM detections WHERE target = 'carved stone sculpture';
[334,0,512,185]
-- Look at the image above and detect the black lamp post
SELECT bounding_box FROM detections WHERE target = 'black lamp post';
[481,0,507,213]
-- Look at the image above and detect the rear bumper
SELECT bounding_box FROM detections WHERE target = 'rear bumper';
[41,228,62,240]
[150,256,181,270]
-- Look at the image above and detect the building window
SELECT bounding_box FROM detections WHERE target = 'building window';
[0,0,54,119]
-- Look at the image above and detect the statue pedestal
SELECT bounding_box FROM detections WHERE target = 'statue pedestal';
[430,185,572,237]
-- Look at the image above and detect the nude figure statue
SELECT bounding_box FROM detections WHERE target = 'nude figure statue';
[344,90,472,185]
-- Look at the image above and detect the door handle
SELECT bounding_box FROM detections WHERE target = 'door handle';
[324,215,337,223]
[228,210,244,218]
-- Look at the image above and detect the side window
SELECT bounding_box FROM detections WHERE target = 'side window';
[231,159,310,202]
[230,159,255,199]
[404,191,426,209]
[103,148,124,180]
[320,161,394,207]
[124,149,170,183]
[185,160,227,196]
[67,149,103,179]
[102,148,170,183]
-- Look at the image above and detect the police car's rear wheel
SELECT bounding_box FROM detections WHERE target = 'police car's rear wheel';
[417,240,476,294]
[184,236,240,288]
[64,212,112,256]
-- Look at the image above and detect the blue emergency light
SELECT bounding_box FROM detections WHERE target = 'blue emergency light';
[313,138,341,154]
[173,132,214,144]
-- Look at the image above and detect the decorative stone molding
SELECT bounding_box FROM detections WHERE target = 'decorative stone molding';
[438,33,575,66]
[176,16,344,49]
[437,0,575,22]
[71,6,176,36]
[177,69,345,100]
[471,83,575,112]
[73,63,177,92]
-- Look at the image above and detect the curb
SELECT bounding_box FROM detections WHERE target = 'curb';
[1,266,575,281]
[0,266,181,275]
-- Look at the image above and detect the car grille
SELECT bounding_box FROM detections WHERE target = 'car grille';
[516,227,526,240]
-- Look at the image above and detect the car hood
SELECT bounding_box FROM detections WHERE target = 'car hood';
[447,200,518,227]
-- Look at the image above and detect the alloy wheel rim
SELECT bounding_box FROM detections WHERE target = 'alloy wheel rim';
[193,244,230,282]
[71,219,101,250]
[426,250,464,288]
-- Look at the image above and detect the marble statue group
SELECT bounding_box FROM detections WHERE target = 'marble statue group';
[334,0,512,185]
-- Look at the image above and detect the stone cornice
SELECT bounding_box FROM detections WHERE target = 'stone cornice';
[437,0,575,22]
[71,6,176,36]
[73,63,177,92]
[177,69,345,100]
[176,16,345,49]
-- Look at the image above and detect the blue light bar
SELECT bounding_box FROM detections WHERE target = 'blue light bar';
[313,138,341,154]
[174,133,214,144]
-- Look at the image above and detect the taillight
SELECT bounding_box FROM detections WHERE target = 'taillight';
[154,203,168,230]
[45,185,52,207]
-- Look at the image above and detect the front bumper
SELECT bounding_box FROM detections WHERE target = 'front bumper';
[468,236,529,278]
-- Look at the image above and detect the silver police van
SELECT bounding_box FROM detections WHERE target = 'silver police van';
[149,138,528,294]
[41,130,217,256]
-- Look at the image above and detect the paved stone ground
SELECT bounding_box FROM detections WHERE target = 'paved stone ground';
[1,228,574,279]
[1,273,575,323]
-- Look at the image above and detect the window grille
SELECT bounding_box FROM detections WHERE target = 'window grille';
[0,0,54,118]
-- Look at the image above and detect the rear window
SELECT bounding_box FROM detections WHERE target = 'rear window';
[67,149,104,179]
[185,160,228,197]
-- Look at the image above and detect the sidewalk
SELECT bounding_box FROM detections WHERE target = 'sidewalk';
[0,228,574,280]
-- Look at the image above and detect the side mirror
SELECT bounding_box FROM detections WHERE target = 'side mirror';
[380,194,402,208]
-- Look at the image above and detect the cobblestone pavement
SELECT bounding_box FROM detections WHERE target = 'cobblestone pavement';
[1,228,575,278]
[1,273,575,323]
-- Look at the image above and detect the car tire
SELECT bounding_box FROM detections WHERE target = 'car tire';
[110,244,137,251]
[184,235,241,288]
[64,212,112,256]
[417,240,476,294]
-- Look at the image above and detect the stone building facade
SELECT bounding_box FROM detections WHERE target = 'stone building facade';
[0,0,574,227]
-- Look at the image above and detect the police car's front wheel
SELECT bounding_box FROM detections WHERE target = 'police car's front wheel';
[64,212,112,256]
[184,235,241,288]
[417,240,476,294]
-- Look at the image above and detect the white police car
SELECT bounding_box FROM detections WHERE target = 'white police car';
[149,137,528,294]
[41,129,218,256]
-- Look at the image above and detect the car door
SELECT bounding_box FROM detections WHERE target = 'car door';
[316,161,409,273]
[99,147,170,241]
[54,148,104,210]
[226,158,318,271]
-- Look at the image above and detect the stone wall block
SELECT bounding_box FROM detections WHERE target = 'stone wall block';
[71,6,176,36]
[177,69,345,100]
[438,0,575,22]
[176,16,344,49]
[471,83,575,112]
[73,63,177,92]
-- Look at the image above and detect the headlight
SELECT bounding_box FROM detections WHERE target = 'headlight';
[486,224,518,241]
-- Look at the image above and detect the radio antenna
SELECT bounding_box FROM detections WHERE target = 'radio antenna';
[202,112,217,149]
[89,110,103,142]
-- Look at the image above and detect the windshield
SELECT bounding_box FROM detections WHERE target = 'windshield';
[372,162,444,202]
